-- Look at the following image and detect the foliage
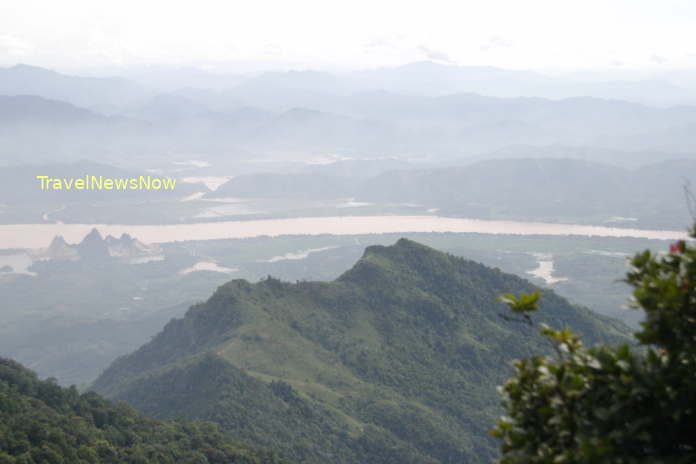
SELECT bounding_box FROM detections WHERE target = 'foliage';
[93,238,629,463]
[0,358,287,464]
[492,225,696,463]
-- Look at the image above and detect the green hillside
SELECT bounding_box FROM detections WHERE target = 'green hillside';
[0,357,286,464]
[93,239,629,463]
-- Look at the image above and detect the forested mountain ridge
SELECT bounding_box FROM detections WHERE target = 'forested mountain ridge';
[93,239,629,463]
[0,357,287,464]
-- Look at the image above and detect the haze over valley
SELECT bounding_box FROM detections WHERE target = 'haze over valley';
[2,1,696,462]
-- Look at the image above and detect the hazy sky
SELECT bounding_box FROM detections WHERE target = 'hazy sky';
[1,0,695,73]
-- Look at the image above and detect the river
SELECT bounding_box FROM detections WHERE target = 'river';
[0,215,688,250]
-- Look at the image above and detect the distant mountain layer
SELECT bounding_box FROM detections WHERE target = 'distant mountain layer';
[5,62,696,109]
[0,64,152,112]
[93,239,629,463]
[4,83,696,162]
[0,96,156,163]
[210,157,696,229]
[162,61,696,106]
[0,357,287,463]
[0,95,106,123]
[155,90,696,155]
[357,158,696,228]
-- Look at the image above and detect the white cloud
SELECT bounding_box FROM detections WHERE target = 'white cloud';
[364,37,399,50]
[0,35,33,56]
[418,45,453,64]
[0,0,694,71]
[650,54,668,64]
[480,36,513,52]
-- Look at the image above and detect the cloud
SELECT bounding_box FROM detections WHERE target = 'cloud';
[480,36,513,52]
[263,43,282,56]
[417,45,453,63]
[364,37,398,50]
[0,35,34,56]
[650,54,668,64]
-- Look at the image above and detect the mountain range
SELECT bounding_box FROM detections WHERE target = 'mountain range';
[34,229,161,261]
[3,63,696,164]
[0,64,152,113]
[6,62,695,109]
[208,157,696,229]
[93,239,628,463]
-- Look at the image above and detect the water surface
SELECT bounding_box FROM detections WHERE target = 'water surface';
[0,216,687,250]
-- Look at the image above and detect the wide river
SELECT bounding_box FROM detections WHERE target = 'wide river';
[0,216,689,250]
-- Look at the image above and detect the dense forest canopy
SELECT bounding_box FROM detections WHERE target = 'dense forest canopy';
[0,357,286,464]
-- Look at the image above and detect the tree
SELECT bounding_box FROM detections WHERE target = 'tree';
[492,224,696,463]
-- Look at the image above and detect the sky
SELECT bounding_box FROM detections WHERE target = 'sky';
[1,0,695,73]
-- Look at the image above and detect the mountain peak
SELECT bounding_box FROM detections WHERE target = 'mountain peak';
[357,237,433,263]
[391,236,426,250]
[49,235,68,246]
[105,232,160,257]
[82,228,103,242]
[342,237,455,286]
[76,228,110,260]
[93,239,628,464]
[39,234,78,260]
[6,63,56,74]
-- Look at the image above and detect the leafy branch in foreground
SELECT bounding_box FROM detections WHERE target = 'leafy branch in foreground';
[497,291,540,326]
[492,224,696,463]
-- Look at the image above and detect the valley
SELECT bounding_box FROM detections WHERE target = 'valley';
[0,228,662,386]
[2,10,696,460]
